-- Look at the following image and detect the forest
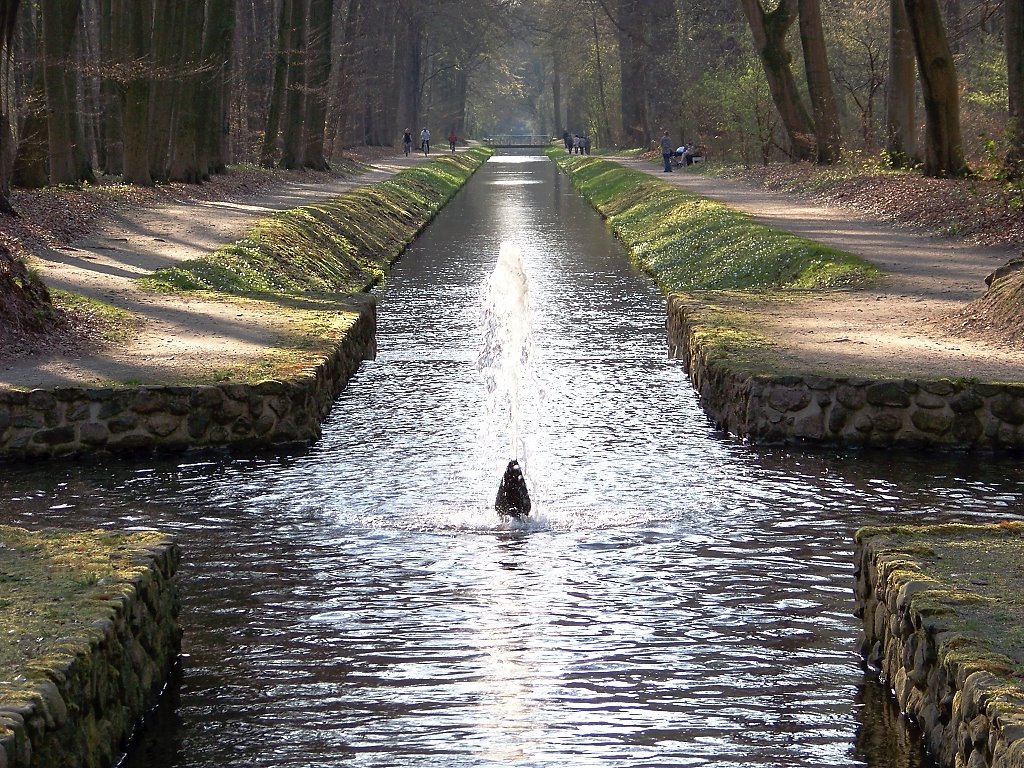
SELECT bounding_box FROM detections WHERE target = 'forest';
[0,0,1020,214]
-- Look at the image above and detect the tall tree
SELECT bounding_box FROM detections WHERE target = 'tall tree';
[738,0,816,160]
[903,0,966,176]
[41,0,91,183]
[885,0,918,165]
[202,0,236,174]
[617,0,649,147]
[279,0,307,168]
[262,0,291,166]
[12,4,51,189]
[302,0,331,169]
[97,0,122,175]
[798,0,842,161]
[148,0,182,180]
[0,0,19,212]
[1007,0,1023,176]
[113,0,152,185]
[168,0,206,182]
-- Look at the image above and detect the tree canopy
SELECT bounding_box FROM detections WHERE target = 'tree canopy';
[0,0,1020,210]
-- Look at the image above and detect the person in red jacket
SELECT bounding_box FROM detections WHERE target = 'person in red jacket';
[447,131,457,151]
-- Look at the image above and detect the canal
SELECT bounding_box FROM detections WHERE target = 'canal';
[1,153,1021,767]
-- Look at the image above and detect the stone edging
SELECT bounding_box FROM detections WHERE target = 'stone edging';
[0,297,375,460]
[668,296,1024,448]
[0,537,181,768]
[854,526,1024,768]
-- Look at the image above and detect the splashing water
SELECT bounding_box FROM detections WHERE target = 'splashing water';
[476,242,534,462]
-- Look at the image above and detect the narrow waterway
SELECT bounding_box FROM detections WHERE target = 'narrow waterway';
[1,153,1022,768]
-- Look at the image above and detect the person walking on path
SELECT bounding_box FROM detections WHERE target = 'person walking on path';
[660,131,674,172]
[448,130,457,152]
[420,127,431,155]
[403,129,413,156]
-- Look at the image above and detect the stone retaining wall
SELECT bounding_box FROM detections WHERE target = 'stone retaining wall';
[668,295,1024,449]
[0,297,376,460]
[854,528,1024,768]
[0,539,181,768]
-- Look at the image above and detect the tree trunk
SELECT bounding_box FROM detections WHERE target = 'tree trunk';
[885,0,918,166]
[41,0,89,184]
[13,8,49,189]
[0,0,19,212]
[395,6,421,143]
[148,0,182,180]
[551,47,562,137]
[330,0,361,152]
[279,0,307,168]
[1006,0,1023,176]
[738,0,815,160]
[115,0,152,185]
[617,0,647,147]
[645,0,678,140]
[168,0,205,183]
[202,0,235,174]
[591,15,611,146]
[302,0,331,169]
[903,0,966,177]
[262,0,291,166]
[798,0,841,162]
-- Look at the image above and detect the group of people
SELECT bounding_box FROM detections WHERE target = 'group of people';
[403,127,459,156]
[562,130,591,154]
[660,131,699,171]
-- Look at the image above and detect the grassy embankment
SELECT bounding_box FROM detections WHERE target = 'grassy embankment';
[548,148,881,375]
[133,148,492,382]
[0,526,171,712]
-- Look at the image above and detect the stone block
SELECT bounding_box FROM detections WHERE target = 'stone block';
[990,394,1024,425]
[79,422,110,446]
[951,414,984,444]
[145,413,181,438]
[873,411,903,432]
[911,408,954,435]
[767,386,812,412]
[131,389,167,414]
[866,380,913,407]
[26,390,57,411]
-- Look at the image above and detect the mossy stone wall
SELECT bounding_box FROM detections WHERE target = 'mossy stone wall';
[855,525,1024,768]
[0,535,180,768]
[669,296,1024,449]
[0,296,375,460]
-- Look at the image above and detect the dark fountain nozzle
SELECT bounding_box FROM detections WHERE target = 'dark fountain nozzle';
[495,459,531,517]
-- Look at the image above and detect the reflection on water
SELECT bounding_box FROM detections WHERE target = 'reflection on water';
[1,153,1016,767]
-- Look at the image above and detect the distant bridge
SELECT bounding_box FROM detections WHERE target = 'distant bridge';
[483,134,552,148]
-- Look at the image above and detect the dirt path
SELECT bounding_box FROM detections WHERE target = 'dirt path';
[614,157,1024,383]
[0,154,430,389]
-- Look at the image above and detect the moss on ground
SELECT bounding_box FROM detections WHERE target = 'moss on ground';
[142,149,492,296]
[548,149,881,293]
[0,525,171,721]
[858,522,1024,682]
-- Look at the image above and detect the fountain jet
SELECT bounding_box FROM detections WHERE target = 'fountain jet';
[495,459,531,517]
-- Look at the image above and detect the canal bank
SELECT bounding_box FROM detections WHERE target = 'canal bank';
[854,523,1024,768]
[550,151,1024,449]
[0,526,180,768]
[0,148,491,460]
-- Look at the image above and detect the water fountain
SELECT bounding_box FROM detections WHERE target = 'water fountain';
[477,241,534,516]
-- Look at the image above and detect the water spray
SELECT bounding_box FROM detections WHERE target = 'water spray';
[477,242,534,517]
